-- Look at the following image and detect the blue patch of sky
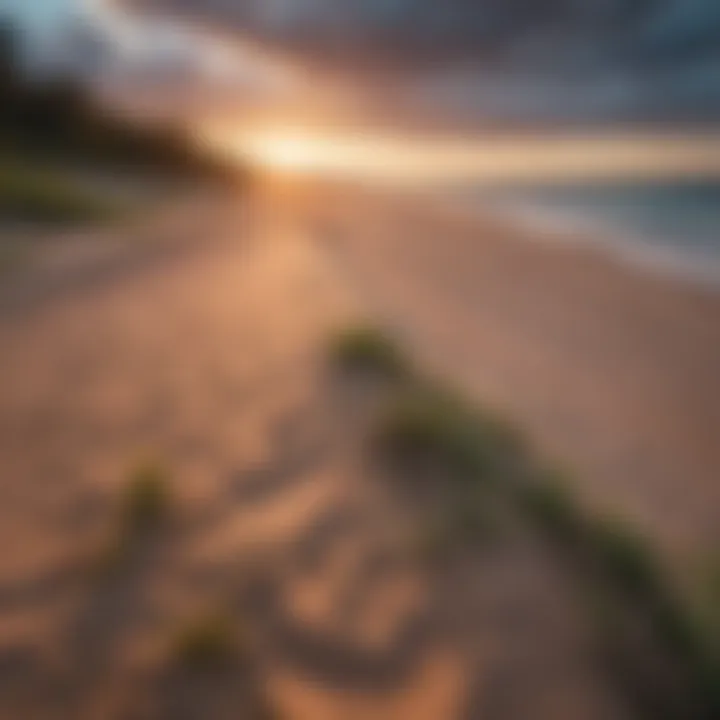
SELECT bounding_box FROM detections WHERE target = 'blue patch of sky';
[0,0,81,37]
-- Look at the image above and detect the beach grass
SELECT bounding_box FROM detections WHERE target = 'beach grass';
[170,612,239,669]
[121,459,172,534]
[330,324,411,380]
[587,518,665,600]
[375,388,478,474]
[92,459,173,574]
[375,382,525,485]
[519,469,583,541]
[329,323,720,716]
[0,160,118,225]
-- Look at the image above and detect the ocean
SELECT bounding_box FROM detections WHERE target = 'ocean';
[450,178,720,288]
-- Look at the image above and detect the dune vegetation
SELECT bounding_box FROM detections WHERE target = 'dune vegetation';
[331,322,720,720]
[0,160,119,224]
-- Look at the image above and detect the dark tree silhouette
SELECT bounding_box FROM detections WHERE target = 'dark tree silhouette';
[0,21,233,180]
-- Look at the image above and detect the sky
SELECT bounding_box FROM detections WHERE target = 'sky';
[2,1,719,125]
[0,0,89,40]
[1,1,718,185]
[0,0,311,100]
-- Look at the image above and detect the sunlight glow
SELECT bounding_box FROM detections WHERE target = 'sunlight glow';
[248,135,328,171]
[206,123,720,186]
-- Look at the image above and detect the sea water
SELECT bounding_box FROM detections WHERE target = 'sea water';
[452,178,720,288]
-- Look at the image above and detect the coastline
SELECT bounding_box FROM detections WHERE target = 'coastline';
[431,183,720,292]
[313,179,720,565]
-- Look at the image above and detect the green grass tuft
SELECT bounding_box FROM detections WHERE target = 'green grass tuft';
[122,460,171,533]
[700,561,720,657]
[171,613,238,669]
[91,459,173,575]
[330,325,410,379]
[587,518,665,601]
[376,389,475,474]
[343,331,720,717]
[375,385,524,483]
[520,470,583,541]
[0,162,117,224]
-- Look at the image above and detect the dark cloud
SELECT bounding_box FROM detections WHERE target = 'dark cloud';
[117,1,720,120]
[120,0,720,70]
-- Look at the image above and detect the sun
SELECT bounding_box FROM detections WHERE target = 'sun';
[204,122,379,179]
[221,127,336,174]
[249,135,323,171]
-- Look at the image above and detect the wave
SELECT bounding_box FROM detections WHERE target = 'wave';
[437,183,720,290]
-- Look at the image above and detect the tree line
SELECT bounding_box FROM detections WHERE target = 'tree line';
[0,22,232,179]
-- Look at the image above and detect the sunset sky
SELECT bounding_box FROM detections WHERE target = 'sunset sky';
[2,1,719,183]
[3,1,719,125]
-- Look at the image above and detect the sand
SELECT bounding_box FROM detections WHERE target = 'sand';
[311,182,720,566]
[0,179,717,718]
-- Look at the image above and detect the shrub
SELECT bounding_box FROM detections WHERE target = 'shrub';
[520,470,582,541]
[330,325,410,380]
[0,162,117,224]
[591,546,720,718]
[122,460,171,533]
[376,389,473,474]
[375,385,524,483]
[91,460,172,575]
[587,518,664,601]
[171,613,238,669]
[703,560,720,628]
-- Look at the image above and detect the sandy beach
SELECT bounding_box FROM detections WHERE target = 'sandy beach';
[0,180,718,717]
[310,181,720,565]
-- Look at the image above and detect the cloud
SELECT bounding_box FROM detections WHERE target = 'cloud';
[114,0,720,122]
[118,0,720,70]
[16,1,716,121]
[5,0,303,94]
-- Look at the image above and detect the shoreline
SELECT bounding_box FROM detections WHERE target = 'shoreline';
[464,196,720,293]
[413,181,720,292]
[312,179,720,564]
[341,177,720,293]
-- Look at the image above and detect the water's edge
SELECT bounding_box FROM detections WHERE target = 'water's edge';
[437,181,720,291]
